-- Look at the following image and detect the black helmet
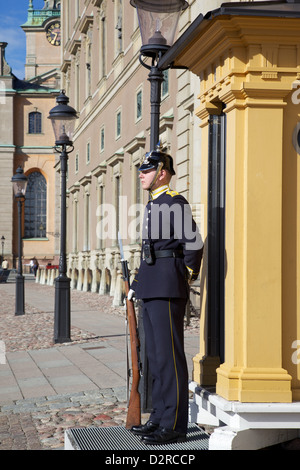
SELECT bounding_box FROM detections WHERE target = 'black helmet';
[139,142,176,175]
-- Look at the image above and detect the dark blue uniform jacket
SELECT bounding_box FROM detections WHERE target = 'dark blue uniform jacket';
[131,189,203,299]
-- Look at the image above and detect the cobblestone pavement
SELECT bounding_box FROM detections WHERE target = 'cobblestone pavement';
[0,282,198,352]
[0,389,128,450]
[0,281,199,450]
[0,283,126,352]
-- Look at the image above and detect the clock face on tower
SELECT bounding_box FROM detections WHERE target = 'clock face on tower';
[46,22,61,46]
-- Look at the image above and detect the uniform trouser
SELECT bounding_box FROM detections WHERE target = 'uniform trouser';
[142,297,188,434]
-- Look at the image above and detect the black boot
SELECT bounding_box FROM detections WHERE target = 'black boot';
[131,420,159,436]
[142,427,186,445]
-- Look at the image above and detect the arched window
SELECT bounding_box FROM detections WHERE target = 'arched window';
[28,111,42,134]
[24,172,47,239]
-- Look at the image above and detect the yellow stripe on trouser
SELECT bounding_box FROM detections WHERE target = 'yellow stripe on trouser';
[168,299,179,430]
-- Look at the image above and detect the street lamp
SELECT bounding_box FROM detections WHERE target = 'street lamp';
[1,236,5,263]
[11,166,28,316]
[130,0,188,149]
[48,90,78,343]
[130,0,188,412]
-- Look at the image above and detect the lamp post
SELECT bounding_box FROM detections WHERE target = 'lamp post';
[130,0,188,412]
[1,236,5,263]
[11,167,28,316]
[48,90,78,343]
[130,0,188,149]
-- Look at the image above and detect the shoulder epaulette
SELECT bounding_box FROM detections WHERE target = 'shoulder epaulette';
[166,190,179,197]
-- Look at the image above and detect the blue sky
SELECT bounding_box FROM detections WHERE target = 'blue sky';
[0,0,45,79]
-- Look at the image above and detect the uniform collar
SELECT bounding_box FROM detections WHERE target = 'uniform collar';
[149,185,170,200]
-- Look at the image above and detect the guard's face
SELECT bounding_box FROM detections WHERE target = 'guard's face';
[139,168,157,190]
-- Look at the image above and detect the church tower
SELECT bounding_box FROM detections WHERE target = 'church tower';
[21,0,61,85]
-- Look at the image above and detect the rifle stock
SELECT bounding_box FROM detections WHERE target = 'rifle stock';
[120,258,141,429]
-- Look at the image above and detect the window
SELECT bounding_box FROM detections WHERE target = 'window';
[86,142,90,164]
[75,61,80,111]
[116,110,121,139]
[86,39,92,98]
[115,0,123,54]
[28,111,42,134]
[136,89,142,121]
[24,172,47,238]
[100,127,105,152]
[162,70,169,98]
[75,153,79,173]
[100,16,106,77]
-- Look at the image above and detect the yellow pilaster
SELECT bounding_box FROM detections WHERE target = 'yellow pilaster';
[175,15,300,403]
[216,90,292,402]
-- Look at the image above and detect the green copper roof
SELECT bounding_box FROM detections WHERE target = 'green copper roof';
[12,75,59,93]
[22,1,60,28]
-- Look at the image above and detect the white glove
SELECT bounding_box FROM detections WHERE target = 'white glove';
[127,289,135,301]
[186,266,194,284]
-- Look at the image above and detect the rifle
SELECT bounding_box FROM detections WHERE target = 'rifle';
[118,233,141,429]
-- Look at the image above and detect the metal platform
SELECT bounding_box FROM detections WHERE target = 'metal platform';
[65,423,209,451]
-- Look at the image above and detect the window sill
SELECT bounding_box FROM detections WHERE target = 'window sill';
[23,238,49,241]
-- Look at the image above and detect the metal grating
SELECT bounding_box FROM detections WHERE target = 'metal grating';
[65,424,209,451]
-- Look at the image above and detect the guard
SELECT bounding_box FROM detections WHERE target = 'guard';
[129,143,203,445]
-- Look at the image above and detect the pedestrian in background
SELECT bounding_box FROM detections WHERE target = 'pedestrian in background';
[1,259,8,270]
[32,257,39,277]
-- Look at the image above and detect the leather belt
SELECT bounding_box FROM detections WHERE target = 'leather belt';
[154,250,183,259]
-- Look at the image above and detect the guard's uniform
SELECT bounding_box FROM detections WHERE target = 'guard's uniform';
[131,184,203,434]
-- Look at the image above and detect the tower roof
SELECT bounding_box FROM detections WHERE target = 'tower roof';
[22,0,60,29]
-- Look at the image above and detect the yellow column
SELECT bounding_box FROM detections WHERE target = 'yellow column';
[216,88,292,402]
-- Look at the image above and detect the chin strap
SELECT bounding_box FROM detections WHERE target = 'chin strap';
[148,162,163,197]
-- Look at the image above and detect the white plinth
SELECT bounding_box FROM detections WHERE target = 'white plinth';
[189,381,300,450]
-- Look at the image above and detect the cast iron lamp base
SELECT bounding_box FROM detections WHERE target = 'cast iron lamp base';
[54,274,71,343]
[15,274,25,316]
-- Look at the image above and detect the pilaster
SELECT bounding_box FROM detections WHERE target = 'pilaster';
[183,15,300,402]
